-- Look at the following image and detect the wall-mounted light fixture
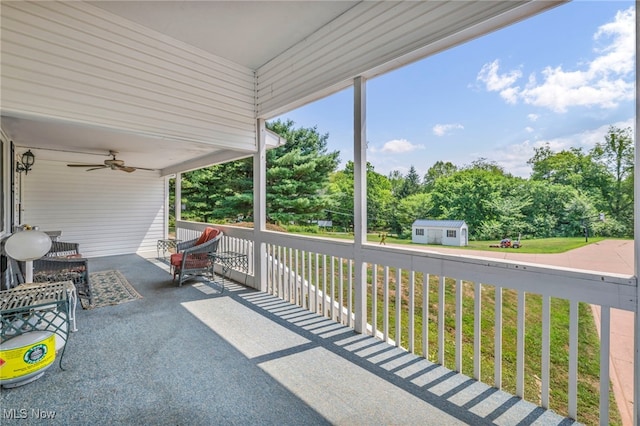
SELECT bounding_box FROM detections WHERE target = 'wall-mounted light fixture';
[16,150,35,174]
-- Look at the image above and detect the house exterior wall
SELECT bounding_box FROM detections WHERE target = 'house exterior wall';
[1,1,256,152]
[20,159,164,258]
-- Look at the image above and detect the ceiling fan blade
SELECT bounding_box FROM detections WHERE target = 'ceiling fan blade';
[86,166,108,171]
[67,164,105,168]
[117,165,136,173]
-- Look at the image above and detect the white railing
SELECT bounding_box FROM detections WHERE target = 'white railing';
[176,220,636,424]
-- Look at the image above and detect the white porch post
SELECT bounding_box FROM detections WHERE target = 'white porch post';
[175,173,181,222]
[634,3,639,424]
[253,119,268,292]
[174,173,181,240]
[353,76,367,334]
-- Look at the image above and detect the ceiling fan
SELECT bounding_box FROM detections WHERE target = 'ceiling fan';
[67,150,154,173]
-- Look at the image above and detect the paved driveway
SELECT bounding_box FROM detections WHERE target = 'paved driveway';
[401,239,633,276]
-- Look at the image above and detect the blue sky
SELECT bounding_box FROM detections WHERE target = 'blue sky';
[274,1,636,178]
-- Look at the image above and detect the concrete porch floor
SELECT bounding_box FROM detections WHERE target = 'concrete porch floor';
[0,254,578,425]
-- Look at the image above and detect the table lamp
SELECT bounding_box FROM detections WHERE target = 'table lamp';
[4,227,52,282]
[1,227,55,389]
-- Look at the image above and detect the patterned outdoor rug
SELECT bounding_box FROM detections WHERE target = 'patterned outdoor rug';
[82,270,142,309]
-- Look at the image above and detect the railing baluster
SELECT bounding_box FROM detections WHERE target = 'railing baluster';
[348,260,353,328]
[455,279,462,373]
[495,286,503,389]
[383,266,389,343]
[339,258,344,325]
[568,299,578,419]
[474,282,482,380]
[277,246,283,297]
[302,250,308,309]
[330,256,335,321]
[305,251,311,310]
[395,268,402,348]
[270,244,276,294]
[422,272,429,360]
[600,306,611,425]
[517,290,526,398]
[288,248,292,303]
[542,295,550,408]
[322,254,327,316]
[438,275,445,366]
[315,253,319,313]
[409,271,415,353]
[294,249,299,306]
[307,252,312,310]
[372,265,378,337]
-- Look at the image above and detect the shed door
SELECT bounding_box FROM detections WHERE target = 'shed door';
[427,229,442,244]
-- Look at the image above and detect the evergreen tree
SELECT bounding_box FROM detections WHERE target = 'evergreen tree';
[398,165,421,198]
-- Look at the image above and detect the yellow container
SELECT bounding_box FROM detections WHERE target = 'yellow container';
[0,331,56,387]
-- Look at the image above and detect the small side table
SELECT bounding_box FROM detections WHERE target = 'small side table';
[208,251,248,291]
[157,238,180,259]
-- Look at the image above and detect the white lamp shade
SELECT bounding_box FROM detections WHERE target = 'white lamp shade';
[5,230,52,261]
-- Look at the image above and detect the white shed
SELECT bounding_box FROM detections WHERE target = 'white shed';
[411,220,468,247]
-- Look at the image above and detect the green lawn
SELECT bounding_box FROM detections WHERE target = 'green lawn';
[307,231,607,254]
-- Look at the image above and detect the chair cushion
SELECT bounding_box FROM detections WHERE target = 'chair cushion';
[194,227,220,246]
[170,253,209,269]
[170,253,183,267]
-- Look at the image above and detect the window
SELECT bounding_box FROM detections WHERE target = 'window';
[415,228,424,236]
[446,230,456,238]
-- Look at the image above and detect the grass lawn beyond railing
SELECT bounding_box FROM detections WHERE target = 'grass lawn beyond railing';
[298,232,607,254]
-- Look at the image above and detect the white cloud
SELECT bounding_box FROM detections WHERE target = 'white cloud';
[477,7,635,113]
[524,126,534,133]
[527,113,539,122]
[482,117,634,178]
[375,139,424,153]
[433,123,464,136]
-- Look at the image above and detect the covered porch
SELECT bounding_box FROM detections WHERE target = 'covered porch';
[0,253,576,425]
[1,1,638,425]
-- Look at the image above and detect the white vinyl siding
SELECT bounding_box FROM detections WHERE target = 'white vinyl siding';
[1,1,256,152]
[21,160,164,258]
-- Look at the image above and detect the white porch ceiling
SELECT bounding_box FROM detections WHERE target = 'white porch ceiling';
[1,1,565,176]
[89,1,359,70]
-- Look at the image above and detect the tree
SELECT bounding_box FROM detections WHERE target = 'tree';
[327,161,394,231]
[394,193,433,237]
[591,126,634,232]
[266,120,340,224]
[179,120,340,225]
[423,161,457,191]
[466,158,507,175]
[429,168,511,239]
[398,165,421,198]
[387,170,405,198]
[528,145,603,191]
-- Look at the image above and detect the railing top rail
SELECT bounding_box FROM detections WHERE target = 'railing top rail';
[176,221,637,310]
[176,220,254,240]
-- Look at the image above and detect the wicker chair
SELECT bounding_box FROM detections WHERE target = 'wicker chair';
[33,241,93,306]
[170,228,223,286]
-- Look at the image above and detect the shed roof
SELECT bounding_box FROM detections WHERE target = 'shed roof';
[412,220,467,228]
